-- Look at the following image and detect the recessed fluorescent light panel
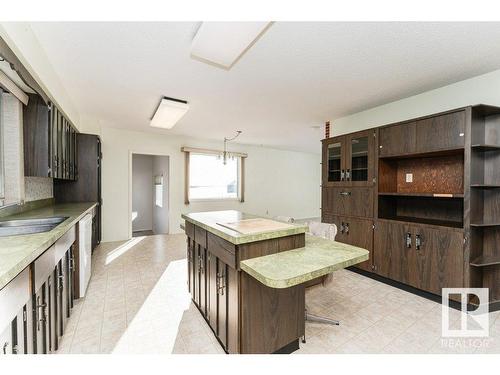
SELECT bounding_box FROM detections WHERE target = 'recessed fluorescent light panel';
[150,97,189,129]
[191,22,271,69]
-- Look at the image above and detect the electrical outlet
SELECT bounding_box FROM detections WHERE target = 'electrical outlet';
[406,173,413,183]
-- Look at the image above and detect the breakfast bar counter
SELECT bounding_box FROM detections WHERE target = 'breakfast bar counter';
[240,235,368,289]
[182,210,368,354]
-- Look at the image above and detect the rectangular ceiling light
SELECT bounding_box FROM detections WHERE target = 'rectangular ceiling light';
[150,97,189,129]
[191,22,271,69]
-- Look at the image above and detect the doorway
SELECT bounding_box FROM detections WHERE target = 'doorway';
[131,153,170,237]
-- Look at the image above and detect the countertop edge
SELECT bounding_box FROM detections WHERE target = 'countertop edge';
[0,202,97,290]
[240,252,369,289]
[181,214,308,245]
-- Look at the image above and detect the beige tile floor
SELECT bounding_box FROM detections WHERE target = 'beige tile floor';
[56,234,500,354]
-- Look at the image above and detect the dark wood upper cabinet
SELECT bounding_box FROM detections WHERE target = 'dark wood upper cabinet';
[322,136,346,186]
[24,99,78,181]
[379,111,465,158]
[23,94,50,177]
[415,111,465,153]
[322,130,376,187]
[379,121,416,157]
[345,130,376,186]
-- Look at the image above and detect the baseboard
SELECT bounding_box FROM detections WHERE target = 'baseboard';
[347,267,466,311]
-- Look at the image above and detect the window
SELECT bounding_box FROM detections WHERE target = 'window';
[188,152,242,201]
[154,175,163,208]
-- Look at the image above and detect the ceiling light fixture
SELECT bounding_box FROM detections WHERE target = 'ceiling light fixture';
[191,22,271,69]
[220,131,242,165]
[150,96,189,129]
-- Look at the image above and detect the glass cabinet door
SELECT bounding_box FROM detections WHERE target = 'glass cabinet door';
[349,135,369,182]
[327,141,343,182]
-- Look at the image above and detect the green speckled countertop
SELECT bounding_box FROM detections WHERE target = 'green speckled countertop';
[0,202,97,290]
[181,210,308,244]
[240,234,369,288]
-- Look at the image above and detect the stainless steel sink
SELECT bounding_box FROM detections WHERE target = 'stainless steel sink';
[0,216,68,237]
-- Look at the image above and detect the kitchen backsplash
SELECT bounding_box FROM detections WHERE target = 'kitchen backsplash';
[24,177,53,202]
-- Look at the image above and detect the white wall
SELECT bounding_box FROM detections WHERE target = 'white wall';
[331,69,500,136]
[152,155,169,235]
[101,126,321,242]
[0,23,81,130]
[132,154,153,232]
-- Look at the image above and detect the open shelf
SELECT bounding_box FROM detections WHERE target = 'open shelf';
[378,192,464,198]
[471,144,500,151]
[380,215,463,229]
[471,184,500,189]
[470,255,500,267]
[378,195,464,229]
[470,221,500,227]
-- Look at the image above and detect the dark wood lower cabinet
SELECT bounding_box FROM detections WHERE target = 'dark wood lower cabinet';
[195,246,207,316]
[240,272,304,354]
[323,214,373,272]
[205,251,233,351]
[34,282,49,354]
[408,225,464,294]
[186,223,305,354]
[374,220,409,283]
[374,220,464,295]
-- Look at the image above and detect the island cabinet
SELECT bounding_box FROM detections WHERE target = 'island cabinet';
[184,219,306,354]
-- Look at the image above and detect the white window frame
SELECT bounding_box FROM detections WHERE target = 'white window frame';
[182,147,246,204]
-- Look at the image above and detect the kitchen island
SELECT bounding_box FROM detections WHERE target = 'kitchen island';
[182,210,369,354]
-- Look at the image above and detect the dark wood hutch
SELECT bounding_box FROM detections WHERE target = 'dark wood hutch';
[321,105,500,309]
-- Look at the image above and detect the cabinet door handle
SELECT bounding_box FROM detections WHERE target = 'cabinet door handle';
[415,234,422,250]
[340,169,345,181]
[346,169,350,181]
[405,233,412,248]
[198,255,204,274]
[345,223,349,235]
[340,222,345,234]
[217,272,226,295]
[339,191,351,196]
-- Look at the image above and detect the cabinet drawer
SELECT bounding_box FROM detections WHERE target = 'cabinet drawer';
[379,121,416,157]
[416,111,465,153]
[195,225,207,249]
[34,245,56,291]
[55,226,75,263]
[322,187,374,218]
[207,232,236,269]
[185,220,195,239]
[322,187,348,216]
[347,187,374,218]
[0,268,30,334]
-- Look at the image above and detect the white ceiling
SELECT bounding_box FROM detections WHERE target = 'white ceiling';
[29,22,500,153]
